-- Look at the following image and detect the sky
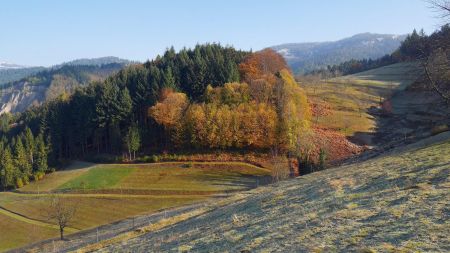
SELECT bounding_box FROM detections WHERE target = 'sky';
[0,0,440,66]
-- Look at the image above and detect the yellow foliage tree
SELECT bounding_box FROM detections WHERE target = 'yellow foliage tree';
[275,69,312,153]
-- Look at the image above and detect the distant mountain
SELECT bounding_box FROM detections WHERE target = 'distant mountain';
[0,62,128,114]
[0,67,46,86]
[0,61,30,70]
[0,57,135,86]
[56,56,135,67]
[271,33,407,74]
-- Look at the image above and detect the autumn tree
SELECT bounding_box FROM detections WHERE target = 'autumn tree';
[275,69,312,153]
[239,48,290,84]
[149,89,189,147]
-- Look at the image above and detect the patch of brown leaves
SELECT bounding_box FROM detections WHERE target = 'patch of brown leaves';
[310,99,332,117]
[312,127,365,164]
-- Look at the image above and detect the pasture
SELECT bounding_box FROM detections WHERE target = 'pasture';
[303,62,422,144]
[0,161,270,251]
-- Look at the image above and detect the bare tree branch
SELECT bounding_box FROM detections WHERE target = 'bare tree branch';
[427,0,450,22]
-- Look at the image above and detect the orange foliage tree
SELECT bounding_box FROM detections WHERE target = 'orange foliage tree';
[148,89,189,146]
[239,48,290,85]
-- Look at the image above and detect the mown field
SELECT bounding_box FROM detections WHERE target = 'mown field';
[0,162,270,252]
[304,62,421,144]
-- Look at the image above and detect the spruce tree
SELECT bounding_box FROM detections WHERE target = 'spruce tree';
[13,138,31,181]
[33,134,48,174]
[23,127,35,166]
[0,148,15,190]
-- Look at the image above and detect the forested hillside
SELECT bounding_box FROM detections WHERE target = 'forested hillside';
[0,45,312,191]
[0,63,127,114]
[0,67,46,86]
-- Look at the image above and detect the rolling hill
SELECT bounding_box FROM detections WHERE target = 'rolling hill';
[0,66,46,86]
[0,57,133,88]
[9,58,449,252]
[40,132,449,253]
[271,33,406,74]
[0,59,133,114]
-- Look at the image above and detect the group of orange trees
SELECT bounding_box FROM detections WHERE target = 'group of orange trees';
[150,49,311,152]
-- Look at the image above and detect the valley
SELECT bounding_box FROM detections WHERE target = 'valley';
[0,2,449,252]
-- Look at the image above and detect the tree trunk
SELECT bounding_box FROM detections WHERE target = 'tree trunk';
[60,227,64,240]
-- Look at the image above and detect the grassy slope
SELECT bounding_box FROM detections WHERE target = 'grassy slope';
[304,62,421,142]
[0,162,269,251]
[93,133,450,253]
[0,213,58,252]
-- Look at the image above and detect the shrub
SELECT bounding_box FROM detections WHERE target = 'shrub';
[15,178,24,188]
[22,176,30,185]
[36,171,45,180]
[137,155,152,163]
[151,155,159,163]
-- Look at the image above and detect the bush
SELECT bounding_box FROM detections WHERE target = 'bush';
[151,155,159,163]
[22,176,30,185]
[15,178,23,188]
[33,171,45,181]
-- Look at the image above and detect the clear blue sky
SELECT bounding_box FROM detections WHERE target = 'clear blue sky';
[0,0,439,66]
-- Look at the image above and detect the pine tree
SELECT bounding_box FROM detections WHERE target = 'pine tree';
[34,134,48,174]
[0,148,15,190]
[23,127,35,166]
[13,138,31,181]
[163,66,176,89]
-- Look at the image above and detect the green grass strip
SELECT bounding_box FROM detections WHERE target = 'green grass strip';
[58,166,135,190]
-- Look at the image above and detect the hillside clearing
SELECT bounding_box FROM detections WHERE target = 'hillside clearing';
[304,62,422,146]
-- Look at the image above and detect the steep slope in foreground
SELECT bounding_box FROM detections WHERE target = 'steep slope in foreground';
[87,133,450,252]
